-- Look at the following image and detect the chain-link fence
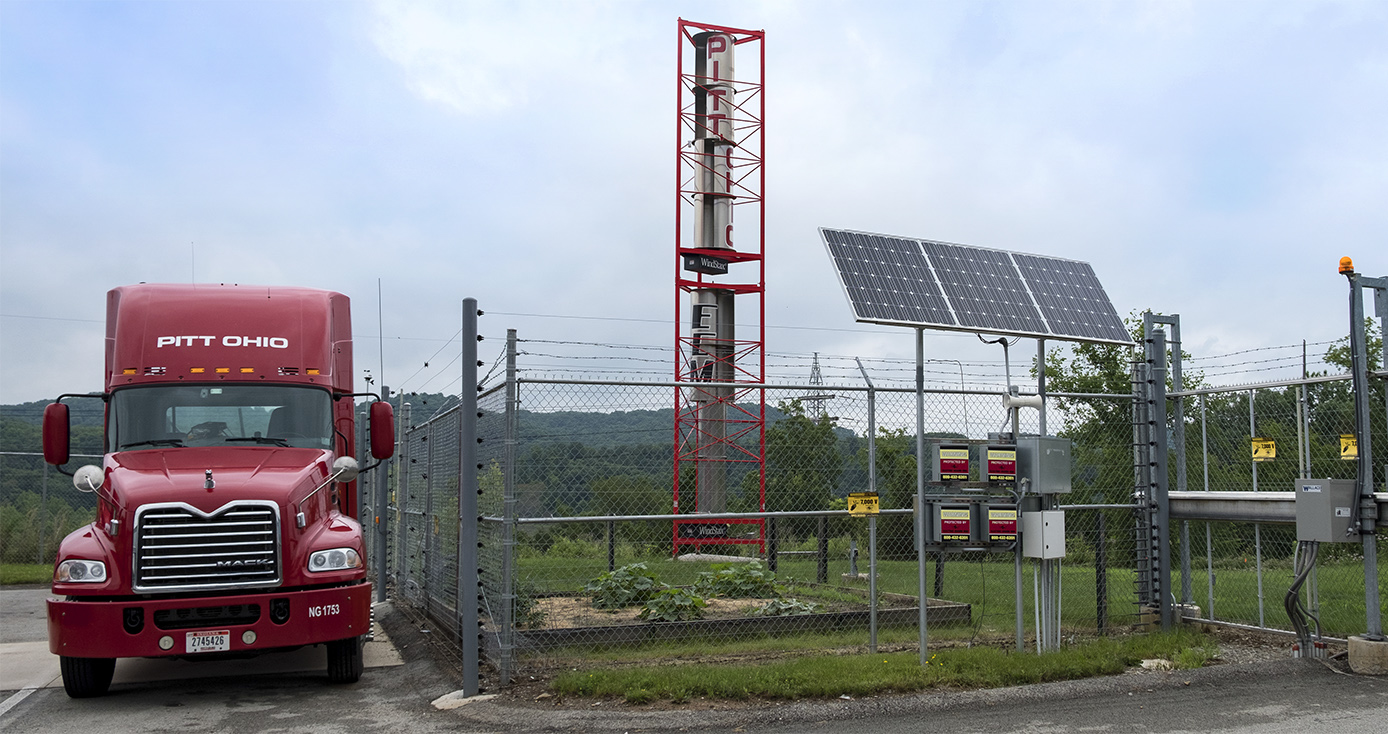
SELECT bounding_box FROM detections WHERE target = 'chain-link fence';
[0,452,101,566]
[386,332,1157,685]
[1170,377,1388,639]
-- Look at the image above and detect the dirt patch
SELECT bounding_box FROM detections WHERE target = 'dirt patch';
[530,596,772,629]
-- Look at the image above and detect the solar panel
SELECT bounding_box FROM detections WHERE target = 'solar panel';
[820,228,1133,345]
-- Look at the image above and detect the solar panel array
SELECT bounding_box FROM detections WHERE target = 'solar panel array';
[821,228,1132,345]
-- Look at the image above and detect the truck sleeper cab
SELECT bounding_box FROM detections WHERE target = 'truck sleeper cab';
[42,284,393,698]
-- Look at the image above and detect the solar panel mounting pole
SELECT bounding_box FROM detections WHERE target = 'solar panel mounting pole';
[916,327,929,664]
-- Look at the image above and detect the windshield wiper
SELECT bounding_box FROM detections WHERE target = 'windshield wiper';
[226,436,291,447]
[120,439,185,449]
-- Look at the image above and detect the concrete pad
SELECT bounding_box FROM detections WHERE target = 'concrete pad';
[1348,635,1388,675]
[675,553,757,563]
[0,642,61,690]
[1,620,402,690]
[431,691,497,710]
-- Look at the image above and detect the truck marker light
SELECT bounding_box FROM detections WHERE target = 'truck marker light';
[216,368,230,374]
[240,368,254,374]
[307,369,320,375]
[191,367,205,373]
[123,368,137,375]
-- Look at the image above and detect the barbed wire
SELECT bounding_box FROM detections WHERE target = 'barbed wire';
[1185,339,1338,363]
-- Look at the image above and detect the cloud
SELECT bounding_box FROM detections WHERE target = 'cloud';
[369,0,636,116]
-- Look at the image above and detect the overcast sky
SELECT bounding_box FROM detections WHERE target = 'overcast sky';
[2,0,1385,405]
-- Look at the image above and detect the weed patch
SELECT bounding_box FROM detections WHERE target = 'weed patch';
[552,629,1216,703]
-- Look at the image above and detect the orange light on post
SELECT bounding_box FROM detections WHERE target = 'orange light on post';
[1339,256,1355,275]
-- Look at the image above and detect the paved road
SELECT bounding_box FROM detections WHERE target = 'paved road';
[4,585,1386,733]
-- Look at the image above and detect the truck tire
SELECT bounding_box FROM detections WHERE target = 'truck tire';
[60,656,116,698]
[326,636,363,684]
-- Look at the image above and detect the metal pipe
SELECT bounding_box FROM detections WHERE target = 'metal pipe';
[1202,393,1214,620]
[1347,270,1383,638]
[869,514,878,654]
[1256,523,1265,628]
[376,387,390,604]
[856,357,879,654]
[1167,372,1353,398]
[500,329,518,685]
[458,299,480,696]
[916,328,928,664]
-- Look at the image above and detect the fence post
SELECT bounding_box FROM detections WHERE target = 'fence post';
[767,516,777,573]
[423,415,434,609]
[817,517,828,584]
[376,386,390,604]
[1202,394,1215,620]
[458,299,480,696]
[856,356,879,653]
[398,402,411,599]
[1096,511,1107,635]
[1248,389,1266,628]
[499,328,518,686]
[915,328,929,664]
[1145,323,1172,630]
[1346,271,1383,639]
[607,520,616,572]
[39,461,49,564]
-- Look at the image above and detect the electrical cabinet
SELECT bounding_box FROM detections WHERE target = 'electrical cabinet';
[1017,436,1072,494]
[1295,478,1358,543]
[1022,510,1065,559]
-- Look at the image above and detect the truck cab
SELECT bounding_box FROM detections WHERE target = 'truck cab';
[41,283,393,697]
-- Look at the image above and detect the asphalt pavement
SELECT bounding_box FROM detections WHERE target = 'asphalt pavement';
[3,585,1386,733]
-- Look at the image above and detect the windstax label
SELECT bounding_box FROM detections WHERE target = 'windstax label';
[157,335,290,349]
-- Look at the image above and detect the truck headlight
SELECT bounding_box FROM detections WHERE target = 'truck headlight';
[308,548,361,572]
[56,559,107,583]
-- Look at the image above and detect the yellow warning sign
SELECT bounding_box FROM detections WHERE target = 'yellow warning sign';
[1340,434,1358,460]
[1251,437,1276,462]
[847,492,880,517]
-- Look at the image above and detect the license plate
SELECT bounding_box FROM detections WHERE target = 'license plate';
[186,629,231,653]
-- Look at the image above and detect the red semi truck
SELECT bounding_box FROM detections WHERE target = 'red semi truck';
[41,283,394,697]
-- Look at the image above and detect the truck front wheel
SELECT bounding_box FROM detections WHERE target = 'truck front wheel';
[326,636,363,684]
[60,656,115,698]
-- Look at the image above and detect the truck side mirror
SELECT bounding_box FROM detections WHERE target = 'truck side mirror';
[369,401,395,460]
[43,403,71,466]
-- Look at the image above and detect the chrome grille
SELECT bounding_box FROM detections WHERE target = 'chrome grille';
[134,502,281,592]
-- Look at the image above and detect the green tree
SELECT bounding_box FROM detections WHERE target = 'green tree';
[760,400,842,539]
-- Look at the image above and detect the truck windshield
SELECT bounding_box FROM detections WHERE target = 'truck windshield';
[109,385,334,452]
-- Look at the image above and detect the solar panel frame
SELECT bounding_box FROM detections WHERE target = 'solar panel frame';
[820,227,1134,346]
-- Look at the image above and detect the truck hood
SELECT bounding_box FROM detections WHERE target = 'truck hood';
[106,447,334,513]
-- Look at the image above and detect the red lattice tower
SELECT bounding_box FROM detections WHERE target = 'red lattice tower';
[672,19,766,553]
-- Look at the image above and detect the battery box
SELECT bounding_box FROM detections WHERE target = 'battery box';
[987,506,1017,542]
[931,443,971,482]
[938,505,971,542]
[974,444,1016,484]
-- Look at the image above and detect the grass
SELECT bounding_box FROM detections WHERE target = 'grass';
[552,628,1218,703]
[0,564,51,585]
